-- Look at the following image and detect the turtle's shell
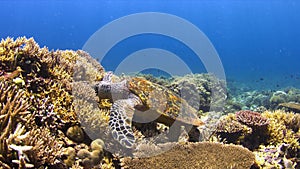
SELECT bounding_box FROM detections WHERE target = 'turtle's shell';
[128,77,203,126]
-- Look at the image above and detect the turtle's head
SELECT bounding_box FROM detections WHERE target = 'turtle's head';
[94,81,112,99]
[94,80,129,100]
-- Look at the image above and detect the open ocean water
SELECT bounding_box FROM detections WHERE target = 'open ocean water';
[1,0,299,90]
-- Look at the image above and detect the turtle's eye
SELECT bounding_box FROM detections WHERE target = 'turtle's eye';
[94,84,99,95]
[103,84,112,93]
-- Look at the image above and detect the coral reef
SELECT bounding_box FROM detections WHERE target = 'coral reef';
[254,143,298,168]
[2,36,300,168]
[215,109,300,168]
[225,86,300,113]
[166,73,227,113]
[121,142,255,169]
[215,110,269,150]
[0,37,109,168]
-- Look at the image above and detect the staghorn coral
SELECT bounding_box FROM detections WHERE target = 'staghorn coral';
[262,110,300,152]
[1,122,65,169]
[0,81,32,140]
[24,127,64,168]
[0,37,77,123]
[0,37,105,124]
[121,142,255,169]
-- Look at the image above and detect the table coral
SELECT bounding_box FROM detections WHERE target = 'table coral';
[236,110,269,127]
[279,102,300,113]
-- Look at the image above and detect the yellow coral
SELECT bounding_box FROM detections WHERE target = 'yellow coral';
[262,110,300,152]
[99,99,112,109]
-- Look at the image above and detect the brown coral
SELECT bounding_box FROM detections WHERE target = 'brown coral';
[236,110,269,127]
[0,81,32,140]
[24,127,64,168]
[121,142,255,169]
[214,112,270,150]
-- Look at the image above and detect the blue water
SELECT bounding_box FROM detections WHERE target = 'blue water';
[1,0,300,90]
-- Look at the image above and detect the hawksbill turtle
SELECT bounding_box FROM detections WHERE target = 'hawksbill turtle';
[94,72,204,148]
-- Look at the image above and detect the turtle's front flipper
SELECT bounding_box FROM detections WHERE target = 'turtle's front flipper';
[109,96,142,148]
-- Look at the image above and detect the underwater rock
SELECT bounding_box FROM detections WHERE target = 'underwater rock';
[121,142,255,169]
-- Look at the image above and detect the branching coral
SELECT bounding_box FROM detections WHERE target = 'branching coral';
[236,110,269,128]
[262,110,300,153]
[24,127,64,168]
[0,37,109,168]
[1,122,64,169]
[0,81,32,140]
